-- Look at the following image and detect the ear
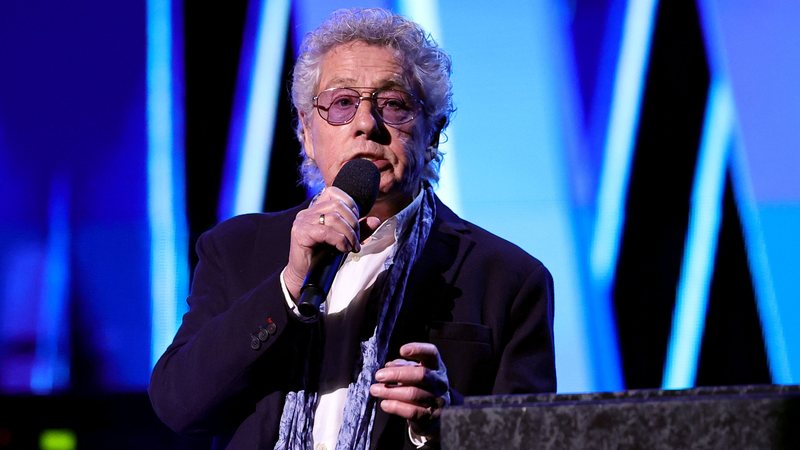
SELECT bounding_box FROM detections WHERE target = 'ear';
[300,111,315,159]
[430,117,447,146]
[426,117,447,156]
[428,131,440,150]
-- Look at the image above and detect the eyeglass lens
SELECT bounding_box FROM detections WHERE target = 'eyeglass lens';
[316,88,417,125]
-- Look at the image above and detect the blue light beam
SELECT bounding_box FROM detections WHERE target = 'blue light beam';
[696,0,794,385]
[218,0,291,220]
[590,0,659,289]
[147,0,190,368]
[662,78,732,389]
[31,175,72,393]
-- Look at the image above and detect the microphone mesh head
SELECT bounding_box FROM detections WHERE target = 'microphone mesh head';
[332,159,380,218]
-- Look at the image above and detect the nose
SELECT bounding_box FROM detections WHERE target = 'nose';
[351,95,381,134]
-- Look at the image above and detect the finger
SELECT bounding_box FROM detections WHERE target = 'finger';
[294,213,358,254]
[375,363,427,385]
[295,202,361,252]
[317,186,360,217]
[374,398,440,423]
[362,216,382,231]
[312,210,355,244]
[305,199,359,230]
[374,365,449,395]
[370,382,434,404]
[384,358,419,368]
[369,383,442,415]
[399,342,442,369]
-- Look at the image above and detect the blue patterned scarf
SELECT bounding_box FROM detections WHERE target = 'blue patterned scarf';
[275,185,436,450]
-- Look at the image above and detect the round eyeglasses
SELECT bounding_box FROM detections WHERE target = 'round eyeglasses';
[312,87,423,126]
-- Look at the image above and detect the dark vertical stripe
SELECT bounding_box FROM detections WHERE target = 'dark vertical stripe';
[613,0,709,388]
[696,169,770,385]
[184,0,249,276]
[263,18,308,213]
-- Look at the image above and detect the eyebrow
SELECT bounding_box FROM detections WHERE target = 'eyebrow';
[322,78,409,91]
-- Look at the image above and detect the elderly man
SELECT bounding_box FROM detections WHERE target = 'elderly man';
[149,7,556,450]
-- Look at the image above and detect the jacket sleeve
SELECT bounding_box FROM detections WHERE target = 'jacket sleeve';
[147,216,310,434]
[491,260,556,395]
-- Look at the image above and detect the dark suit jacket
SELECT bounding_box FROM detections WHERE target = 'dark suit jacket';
[148,196,556,449]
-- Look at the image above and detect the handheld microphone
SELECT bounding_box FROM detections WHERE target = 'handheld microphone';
[297,158,380,322]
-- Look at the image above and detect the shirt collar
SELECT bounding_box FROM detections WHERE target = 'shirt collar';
[365,187,425,246]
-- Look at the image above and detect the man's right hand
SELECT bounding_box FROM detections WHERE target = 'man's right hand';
[283,187,366,301]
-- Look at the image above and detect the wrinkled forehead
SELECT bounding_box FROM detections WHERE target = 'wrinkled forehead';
[316,41,415,92]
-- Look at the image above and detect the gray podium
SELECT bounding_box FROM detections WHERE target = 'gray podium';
[441,384,800,449]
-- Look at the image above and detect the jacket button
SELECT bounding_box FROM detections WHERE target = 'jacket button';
[257,327,269,342]
[266,322,277,335]
[250,335,261,350]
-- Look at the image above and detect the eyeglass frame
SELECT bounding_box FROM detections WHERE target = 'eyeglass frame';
[311,86,424,126]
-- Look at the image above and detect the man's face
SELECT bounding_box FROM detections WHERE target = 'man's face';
[300,41,427,213]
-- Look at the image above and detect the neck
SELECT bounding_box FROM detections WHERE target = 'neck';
[368,198,407,222]
[368,185,420,222]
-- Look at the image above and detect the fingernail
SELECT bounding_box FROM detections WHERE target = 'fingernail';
[375,370,385,381]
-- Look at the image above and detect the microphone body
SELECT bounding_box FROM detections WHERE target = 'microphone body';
[297,247,344,320]
[297,159,379,322]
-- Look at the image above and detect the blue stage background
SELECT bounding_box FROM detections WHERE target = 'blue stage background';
[1,0,798,406]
